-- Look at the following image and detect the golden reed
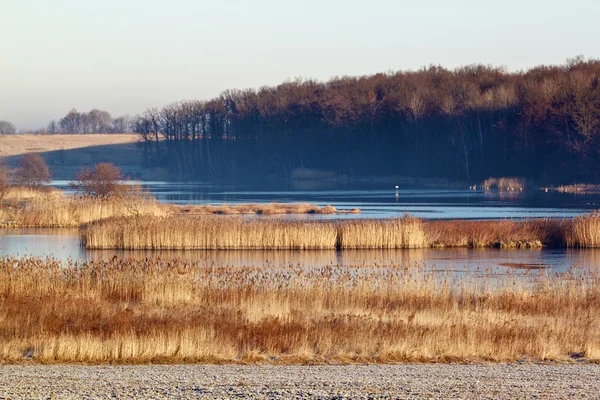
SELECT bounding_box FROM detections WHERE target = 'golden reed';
[83,214,600,250]
[0,257,598,363]
[0,187,354,228]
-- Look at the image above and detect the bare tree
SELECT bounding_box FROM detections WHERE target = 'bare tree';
[0,121,16,135]
[71,162,126,198]
[15,153,51,187]
[59,109,82,134]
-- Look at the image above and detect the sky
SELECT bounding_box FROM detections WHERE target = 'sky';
[1,0,599,130]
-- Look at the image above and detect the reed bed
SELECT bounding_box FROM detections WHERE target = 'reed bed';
[483,176,525,191]
[0,187,359,228]
[567,211,600,248]
[424,219,566,248]
[0,256,598,363]
[338,217,427,249]
[9,195,166,228]
[549,184,600,194]
[83,216,427,250]
[84,216,339,250]
[177,203,357,215]
[83,214,600,250]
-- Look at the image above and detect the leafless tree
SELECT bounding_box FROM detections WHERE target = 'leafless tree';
[0,121,16,135]
[15,153,51,187]
[71,162,125,198]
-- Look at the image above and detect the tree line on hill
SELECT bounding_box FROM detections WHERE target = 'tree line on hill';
[131,57,600,183]
[47,109,132,134]
[0,109,133,135]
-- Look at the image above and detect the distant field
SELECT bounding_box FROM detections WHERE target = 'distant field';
[0,134,139,158]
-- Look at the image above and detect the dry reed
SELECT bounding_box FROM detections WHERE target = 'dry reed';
[483,177,525,191]
[83,215,584,250]
[83,216,427,250]
[0,256,598,363]
[0,187,358,228]
[549,184,600,194]
[178,203,343,215]
[567,211,600,248]
[424,219,566,248]
[84,216,338,250]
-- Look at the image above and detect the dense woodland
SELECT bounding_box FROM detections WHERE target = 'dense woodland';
[132,58,600,182]
[8,58,598,183]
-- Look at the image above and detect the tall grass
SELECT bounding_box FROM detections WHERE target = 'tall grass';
[83,216,427,250]
[338,217,427,249]
[567,211,600,248]
[83,214,593,250]
[0,187,357,227]
[11,194,166,228]
[550,184,600,194]
[85,217,339,250]
[483,176,525,191]
[0,257,598,363]
[424,219,566,248]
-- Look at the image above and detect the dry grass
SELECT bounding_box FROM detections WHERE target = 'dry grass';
[0,134,139,158]
[177,203,350,215]
[424,219,566,248]
[83,216,427,250]
[0,257,598,363]
[83,215,581,250]
[84,216,338,250]
[0,188,166,228]
[338,217,427,249]
[483,177,525,191]
[0,187,357,228]
[548,184,600,194]
[567,211,600,248]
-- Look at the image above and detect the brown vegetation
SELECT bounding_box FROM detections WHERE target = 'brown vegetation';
[482,177,525,191]
[0,187,165,228]
[0,185,353,228]
[567,211,600,248]
[82,214,585,250]
[548,184,600,194]
[178,203,347,215]
[424,219,566,248]
[0,165,9,201]
[15,153,51,187]
[0,134,139,158]
[0,257,598,363]
[71,162,127,198]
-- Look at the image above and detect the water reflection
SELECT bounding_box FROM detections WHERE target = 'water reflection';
[2,229,600,273]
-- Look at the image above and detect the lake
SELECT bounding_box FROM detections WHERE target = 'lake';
[1,228,599,274]
[3,181,600,273]
[52,180,600,220]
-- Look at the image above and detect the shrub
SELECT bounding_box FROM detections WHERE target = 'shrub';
[71,162,126,198]
[15,153,51,187]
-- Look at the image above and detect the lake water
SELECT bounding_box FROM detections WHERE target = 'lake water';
[3,181,600,272]
[52,180,600,220]
[1,228,599,274]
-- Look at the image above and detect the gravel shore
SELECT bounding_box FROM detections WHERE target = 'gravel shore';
[0,364,598,399]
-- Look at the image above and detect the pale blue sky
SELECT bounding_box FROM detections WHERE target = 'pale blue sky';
[1,0,599,129]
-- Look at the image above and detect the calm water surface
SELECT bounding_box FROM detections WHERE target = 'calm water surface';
[52,180,600,219]
[2,228,599,274]
[4,181,600,272]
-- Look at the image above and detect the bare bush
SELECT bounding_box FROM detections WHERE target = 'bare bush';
[15,153,51,187]
[71,162,129,198]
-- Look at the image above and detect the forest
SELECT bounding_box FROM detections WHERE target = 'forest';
[131,58,598,182]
